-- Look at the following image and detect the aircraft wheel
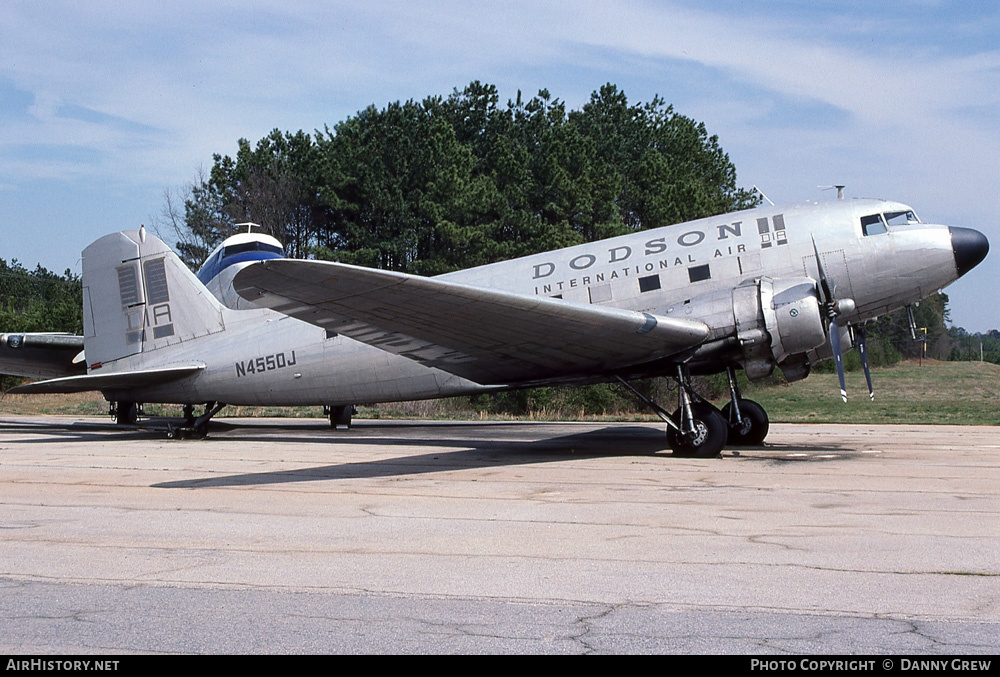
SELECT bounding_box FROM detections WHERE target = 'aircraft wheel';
[115,401,138,425]
[667,402,727,458]
[721,399,769,446]
[329,404,353,429]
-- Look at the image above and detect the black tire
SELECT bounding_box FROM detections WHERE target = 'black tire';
[667,402,727,458]
[115,401,138,425]
[329,404,353,429]
[720,399,769,446]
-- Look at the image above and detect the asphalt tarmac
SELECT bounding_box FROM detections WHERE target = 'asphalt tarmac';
[1,416,997,654]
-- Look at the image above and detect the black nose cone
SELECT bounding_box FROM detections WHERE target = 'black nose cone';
[951,226,989,277]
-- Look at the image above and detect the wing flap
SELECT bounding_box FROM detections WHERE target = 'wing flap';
[234,260,709,385]
[7,364,205,394]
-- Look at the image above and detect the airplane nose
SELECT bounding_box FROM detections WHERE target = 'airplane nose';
[950,226,989,277]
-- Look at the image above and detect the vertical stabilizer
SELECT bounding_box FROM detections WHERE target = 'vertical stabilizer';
[82,230,226,369]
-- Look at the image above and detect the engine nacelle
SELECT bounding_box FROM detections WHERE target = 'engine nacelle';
[659,276,831,381]
[762,277,828,361]
[733,276,828,380]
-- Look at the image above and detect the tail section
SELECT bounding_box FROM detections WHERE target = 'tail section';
[82,228,226,369]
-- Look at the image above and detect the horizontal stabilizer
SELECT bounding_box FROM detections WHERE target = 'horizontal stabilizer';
[234,260,710,385]
[7,364,204,394]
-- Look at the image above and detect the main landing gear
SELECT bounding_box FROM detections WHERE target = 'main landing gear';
[168,401,226,439]
[720,366,769,447]
[616,365,770,458]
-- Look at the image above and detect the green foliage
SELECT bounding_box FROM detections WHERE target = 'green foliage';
[0,260,83,388]
[0,260,82,334]
[948,326,1000,364]
[866,292,951,360]
[168,82,757,276]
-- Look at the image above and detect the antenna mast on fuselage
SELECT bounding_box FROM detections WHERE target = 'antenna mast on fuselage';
[752,185,775,206]
[819,185,846,200]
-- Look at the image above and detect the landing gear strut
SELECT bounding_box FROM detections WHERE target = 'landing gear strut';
[616,366,728,458]
[666,401,728,457]
[720,366,769,446]
[168,401,226,439]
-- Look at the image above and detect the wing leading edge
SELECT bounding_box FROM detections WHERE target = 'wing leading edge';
[233,260,709,385]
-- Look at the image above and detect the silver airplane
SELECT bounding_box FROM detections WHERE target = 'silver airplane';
[0,196,988,456]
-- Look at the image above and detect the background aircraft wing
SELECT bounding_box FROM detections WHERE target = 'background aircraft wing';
[233,260,710,385]
[1,333,85,379]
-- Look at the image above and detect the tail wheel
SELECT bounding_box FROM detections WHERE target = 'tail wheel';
[667,402,727,458]
[328,404,354,429]
[114,401,138,425]
[721,399,769,446]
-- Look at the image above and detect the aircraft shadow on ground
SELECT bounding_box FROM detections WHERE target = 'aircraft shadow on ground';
[0,417,853,487]
[152,423,674,488]
[149,426,852,489]
[0,418,172,443]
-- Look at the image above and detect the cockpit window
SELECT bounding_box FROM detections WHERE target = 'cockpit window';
[223,241,285,257]
[883,211,919,226]
[861,214,887,236]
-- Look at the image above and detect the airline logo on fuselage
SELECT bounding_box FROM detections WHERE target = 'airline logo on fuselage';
[529,215,788,295]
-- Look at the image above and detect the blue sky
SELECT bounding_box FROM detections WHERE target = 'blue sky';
[1,1,998,330]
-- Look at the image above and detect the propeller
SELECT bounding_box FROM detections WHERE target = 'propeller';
[811,237,857,403]
[854,325,875,401]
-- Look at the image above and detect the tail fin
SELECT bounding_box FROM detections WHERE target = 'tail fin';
[82,229,226,369]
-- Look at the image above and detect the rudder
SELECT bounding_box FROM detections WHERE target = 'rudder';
[82,228,226,368]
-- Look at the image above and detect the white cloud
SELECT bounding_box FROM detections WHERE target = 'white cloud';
[1,0,997,327]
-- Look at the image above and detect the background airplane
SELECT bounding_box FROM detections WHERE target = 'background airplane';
[1,196,988,456]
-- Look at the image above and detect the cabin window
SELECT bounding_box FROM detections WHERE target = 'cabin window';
[861,214,887,236]
[688,264,711,283]
[589,284,612,303]
[638,274,661,293]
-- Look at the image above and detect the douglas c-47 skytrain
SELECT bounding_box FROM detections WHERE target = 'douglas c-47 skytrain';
[0,195,989,456]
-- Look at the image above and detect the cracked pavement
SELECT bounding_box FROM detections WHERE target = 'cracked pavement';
[0,417,997,653]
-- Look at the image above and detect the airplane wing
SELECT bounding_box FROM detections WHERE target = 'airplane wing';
[7,364,205,394]
[1,333,85,380]
[233,260,710,385]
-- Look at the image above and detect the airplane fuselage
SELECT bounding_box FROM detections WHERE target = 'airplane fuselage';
[112,197,972,407]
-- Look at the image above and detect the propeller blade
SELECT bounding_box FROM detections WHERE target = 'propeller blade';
[813,236,846,402]
[856,326,874,401]
[811,236,834,304]
[830,318,847,402]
